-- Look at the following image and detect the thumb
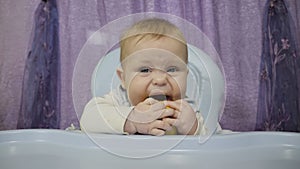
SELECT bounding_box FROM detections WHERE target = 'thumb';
[144,98,159,105]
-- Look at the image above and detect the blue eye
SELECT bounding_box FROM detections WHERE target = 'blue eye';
[167,67,177,72]
[139,67,151,73]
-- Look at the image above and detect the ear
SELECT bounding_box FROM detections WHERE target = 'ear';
[116,67,126,89]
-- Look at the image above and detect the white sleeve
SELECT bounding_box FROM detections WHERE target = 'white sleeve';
[193,114,231,135]
[80,95,133,134]
[193,113,207,135]
[215,123,233,134]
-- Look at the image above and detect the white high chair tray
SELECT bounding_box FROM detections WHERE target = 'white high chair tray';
[0,129,299,169]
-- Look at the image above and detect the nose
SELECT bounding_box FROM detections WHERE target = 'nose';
[151,69,167,86]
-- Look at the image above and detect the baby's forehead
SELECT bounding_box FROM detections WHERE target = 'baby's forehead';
[122,50,188,69]
[131,48,186,61]
[123,36,188,63]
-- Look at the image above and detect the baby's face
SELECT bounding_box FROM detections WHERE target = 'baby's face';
[117,37,188,106]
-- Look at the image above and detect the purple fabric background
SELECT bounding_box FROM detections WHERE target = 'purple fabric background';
[0,0,299,131]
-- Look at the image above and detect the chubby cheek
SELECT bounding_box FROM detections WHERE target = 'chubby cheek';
[172,76,187,100]
[126,76,148,106]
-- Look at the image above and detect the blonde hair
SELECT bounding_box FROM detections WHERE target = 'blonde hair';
[120,18,188,62]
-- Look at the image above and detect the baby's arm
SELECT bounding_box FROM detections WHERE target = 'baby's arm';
[80,95,133,134]
[80,95,175,135]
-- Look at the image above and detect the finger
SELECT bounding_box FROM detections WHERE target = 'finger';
[144,98,159,105]
[154,108,175,119]
[163,101,180,111]
[151,120,173,131]
[173,110,180,118]
[150,102,167,111]
[163,118,178,127]
[164,100,186,111]
[149,128,165,136]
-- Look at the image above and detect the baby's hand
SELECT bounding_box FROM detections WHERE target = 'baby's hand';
[164,100,198,135]
[124,98,175,136]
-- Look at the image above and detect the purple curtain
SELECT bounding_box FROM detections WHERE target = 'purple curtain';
[0,0,299,131]
[256,0,300,131]
[17,0,60,129]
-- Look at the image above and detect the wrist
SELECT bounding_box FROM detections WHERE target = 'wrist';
[124,119,137,134]
[124,109,137,134]
[188,119,198,135]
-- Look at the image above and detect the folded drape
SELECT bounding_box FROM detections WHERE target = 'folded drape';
[256,0,300,131]
[17,0,60,129]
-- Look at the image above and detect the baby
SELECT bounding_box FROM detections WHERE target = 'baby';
[80,18,206,135]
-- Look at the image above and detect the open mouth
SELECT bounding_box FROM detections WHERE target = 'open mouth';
[148,94,172,101]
